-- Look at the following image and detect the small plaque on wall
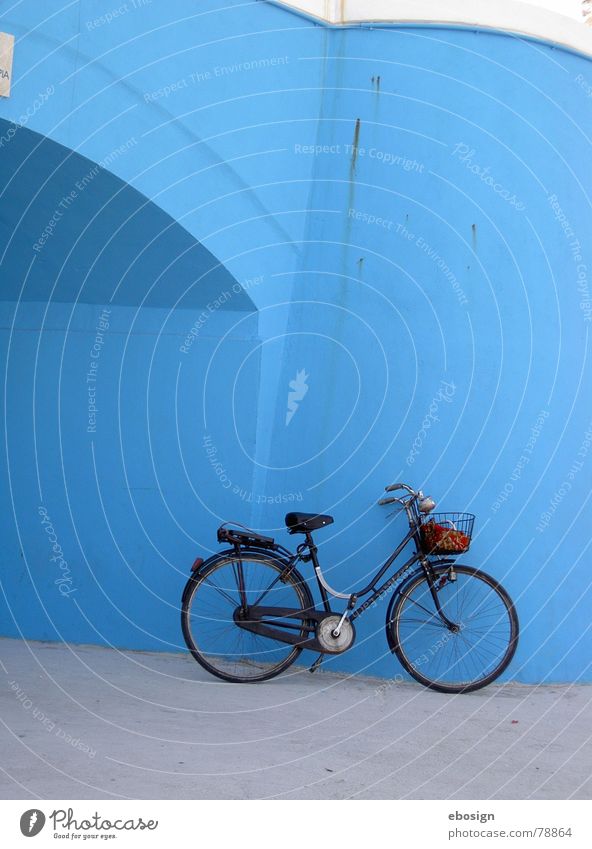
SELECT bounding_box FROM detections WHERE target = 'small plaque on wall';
[0,32,15,97]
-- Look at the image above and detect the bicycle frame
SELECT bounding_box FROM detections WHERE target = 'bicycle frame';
[302,521,421,619]
[234,495,459,649]
[302,498,456,627]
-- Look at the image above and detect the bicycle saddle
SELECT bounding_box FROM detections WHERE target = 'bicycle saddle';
[285,512,334,534]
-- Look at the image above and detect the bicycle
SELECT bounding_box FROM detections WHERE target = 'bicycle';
[181,482,519,692]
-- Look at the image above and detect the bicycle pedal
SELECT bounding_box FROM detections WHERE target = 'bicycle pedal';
[309,654,324,673]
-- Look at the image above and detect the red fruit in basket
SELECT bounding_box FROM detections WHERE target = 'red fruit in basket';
[421,520,469,552]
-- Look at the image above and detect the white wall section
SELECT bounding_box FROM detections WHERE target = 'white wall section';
[268,0,592,58]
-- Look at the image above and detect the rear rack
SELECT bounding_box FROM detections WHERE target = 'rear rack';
[217,523,276,550]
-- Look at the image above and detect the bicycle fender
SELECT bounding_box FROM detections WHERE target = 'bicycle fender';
[187,547,297,579]
[186,546,283,576]
[182,548,313,612]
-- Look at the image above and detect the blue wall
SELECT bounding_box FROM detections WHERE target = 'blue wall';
[1,0,591,681]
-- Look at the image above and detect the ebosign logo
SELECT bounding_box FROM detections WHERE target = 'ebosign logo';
[20,810,46,837]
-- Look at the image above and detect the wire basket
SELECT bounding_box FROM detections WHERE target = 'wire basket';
[419,513,475,555]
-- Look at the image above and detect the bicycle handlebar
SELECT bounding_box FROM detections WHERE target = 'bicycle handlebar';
[379,481,437,516]
[378,493,416,509]
[385,482,417,494]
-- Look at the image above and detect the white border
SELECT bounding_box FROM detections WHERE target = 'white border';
[0,31,14,97]
[268,0,592,59]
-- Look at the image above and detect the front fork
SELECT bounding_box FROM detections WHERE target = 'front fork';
[421,558,460,632]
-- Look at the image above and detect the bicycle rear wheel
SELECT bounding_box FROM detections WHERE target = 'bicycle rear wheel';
[181,552,313,683]
[387,565,519,693]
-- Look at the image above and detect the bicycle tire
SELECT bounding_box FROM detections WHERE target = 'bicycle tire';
[386,564,519,694]
[181,550,314,683]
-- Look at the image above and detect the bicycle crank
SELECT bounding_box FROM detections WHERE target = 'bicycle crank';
[316,615,355,654]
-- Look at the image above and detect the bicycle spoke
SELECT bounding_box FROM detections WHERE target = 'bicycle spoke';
[252,572,284,607]
[201,574,239,607]
[405,595,444,624]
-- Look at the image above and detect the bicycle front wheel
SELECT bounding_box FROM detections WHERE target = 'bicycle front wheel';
[387,565,519,693]
[182,552,313,683]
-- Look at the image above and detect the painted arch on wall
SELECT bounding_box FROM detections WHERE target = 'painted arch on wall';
[0,118,255,312]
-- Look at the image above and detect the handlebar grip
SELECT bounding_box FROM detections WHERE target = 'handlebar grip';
[385,482,405,492]
[378,497,398,505]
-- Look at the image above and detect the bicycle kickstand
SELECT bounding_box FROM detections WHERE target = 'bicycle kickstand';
[309,654,324,674]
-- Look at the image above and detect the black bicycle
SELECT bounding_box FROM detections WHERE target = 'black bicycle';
[181,482,519,693]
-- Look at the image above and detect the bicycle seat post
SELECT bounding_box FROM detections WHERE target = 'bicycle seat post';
[304,530,317,560]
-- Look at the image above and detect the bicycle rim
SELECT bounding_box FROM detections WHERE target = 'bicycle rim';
[182,555,311,682]
[391,566,518,693]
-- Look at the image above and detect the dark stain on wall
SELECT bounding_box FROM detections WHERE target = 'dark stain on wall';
[351,117,361,176]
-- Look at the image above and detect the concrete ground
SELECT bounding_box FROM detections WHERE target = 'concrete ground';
[0,638,590,800]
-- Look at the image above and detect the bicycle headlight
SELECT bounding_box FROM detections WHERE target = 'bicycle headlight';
[418,496,436,513]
